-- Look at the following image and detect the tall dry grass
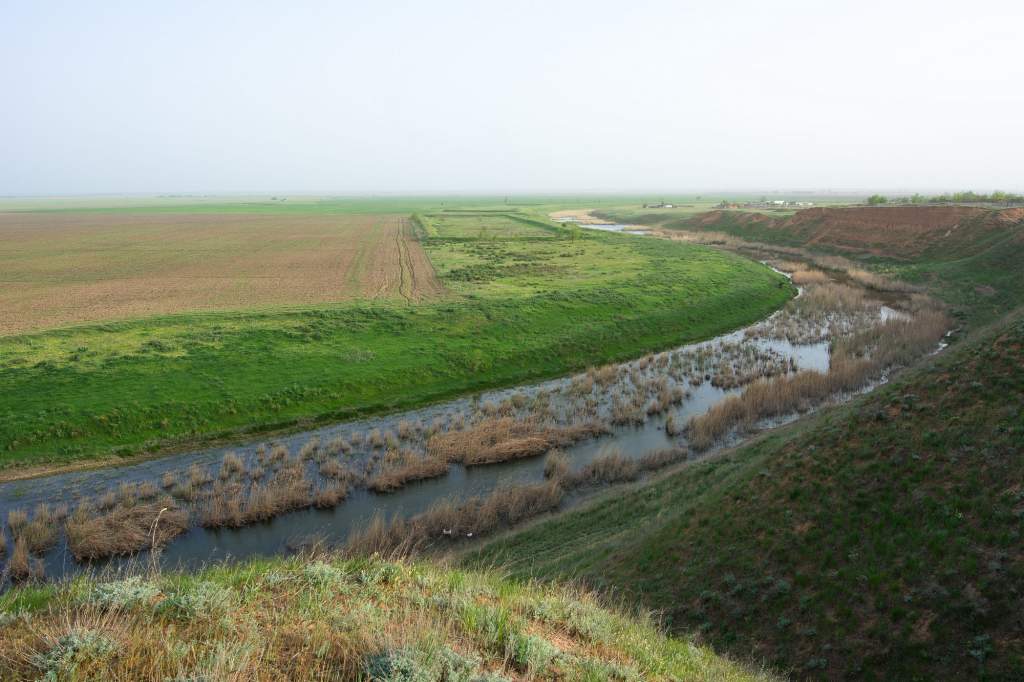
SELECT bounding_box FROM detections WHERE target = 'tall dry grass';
[562,450,639,488]
[345,481,564,557]
[426,416,608,466]
[6,536,43,583]
[200,462,313,528]
[367,450,449,493]
[65,499,189,561]
[790,268,829,285]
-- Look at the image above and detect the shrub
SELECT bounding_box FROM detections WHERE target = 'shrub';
[88,576,160,610]
[31,629,116,680]
[154,580,232,621]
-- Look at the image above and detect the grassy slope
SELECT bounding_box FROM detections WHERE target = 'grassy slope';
[611,206,1024,329]
[0,211,792,469]
[0,555,776,682]
[467,311,1024,679]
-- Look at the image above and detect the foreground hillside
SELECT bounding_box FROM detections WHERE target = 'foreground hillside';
[0,556,773,682]
[467,311,1024,679]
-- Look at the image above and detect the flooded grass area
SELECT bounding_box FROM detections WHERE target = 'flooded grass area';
[0,255,948,586]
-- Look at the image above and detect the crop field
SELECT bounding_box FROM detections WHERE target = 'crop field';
[0,212,442,335]
[0,203,792,470]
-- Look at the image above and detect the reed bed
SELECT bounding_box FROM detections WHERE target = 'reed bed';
[218,451,246,479]
[790,268,828,285]
[65,499,189,561]
[200,463,313,528]
[426,416,609,466]
[7,536,43,583]
[689,308,950,450]
[367,450,449,493]
[543,450,569,480]
[318,458,354,481]
[160,471,177,489]
[313,483,350,508]
[562,450,639,488]
[345,481,565,557]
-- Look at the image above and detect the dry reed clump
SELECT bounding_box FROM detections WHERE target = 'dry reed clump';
[219,451,246,479]
[198,482,244,528]
[160,471,178,490]
[188,463,213,487]
[202,462,313,528]
[397,419,419,440]
[636,447,688,472]
[688,309,950,451]
[543,450,569,481]
[7,504,60,555]
[590,364,620,387]
[269,444,290,466]
[428,417,609,466]
[27,504,59,553]
[368,450,449,493]
[299,438,321,461]
[368,428,385,449]
[136,482,159,500]
[7,508,28,535]
[7,535,44,582]
[319,458,355,481]
[314,483,350,509]
[553,447,687,490]
[345,481,565,557]
[65,498,189,561]
[562,450,638,489]
[324,436,351,456]
[790,269,829,285]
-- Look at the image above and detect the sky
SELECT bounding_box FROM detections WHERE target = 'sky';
[2,0,1023,196]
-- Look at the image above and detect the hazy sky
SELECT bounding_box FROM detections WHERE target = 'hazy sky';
[3,0,1022,195]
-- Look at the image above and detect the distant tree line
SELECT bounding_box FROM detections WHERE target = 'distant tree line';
[865,191,1024,206]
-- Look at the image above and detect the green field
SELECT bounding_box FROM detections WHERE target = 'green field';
[0,203,792,470]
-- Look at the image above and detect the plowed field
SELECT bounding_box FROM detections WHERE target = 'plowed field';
[0,212,443,334]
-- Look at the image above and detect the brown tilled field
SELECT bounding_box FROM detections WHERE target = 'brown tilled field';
[0,212,444,335]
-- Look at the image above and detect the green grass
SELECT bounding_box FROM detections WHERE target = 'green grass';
[0,554,777,681]
[465,312,1024,680]
[0,211,792,469]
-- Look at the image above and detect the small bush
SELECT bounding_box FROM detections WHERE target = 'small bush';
[31,629,116,680]
[88,576,160,610]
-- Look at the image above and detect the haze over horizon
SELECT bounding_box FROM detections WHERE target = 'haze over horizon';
[3,0,1022,196]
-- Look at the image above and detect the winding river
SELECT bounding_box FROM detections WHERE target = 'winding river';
[0,226,892,585]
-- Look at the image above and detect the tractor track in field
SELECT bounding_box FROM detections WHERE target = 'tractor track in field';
[396,217,415,303]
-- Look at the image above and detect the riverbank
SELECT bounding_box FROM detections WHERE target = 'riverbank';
[1,252,946,587]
